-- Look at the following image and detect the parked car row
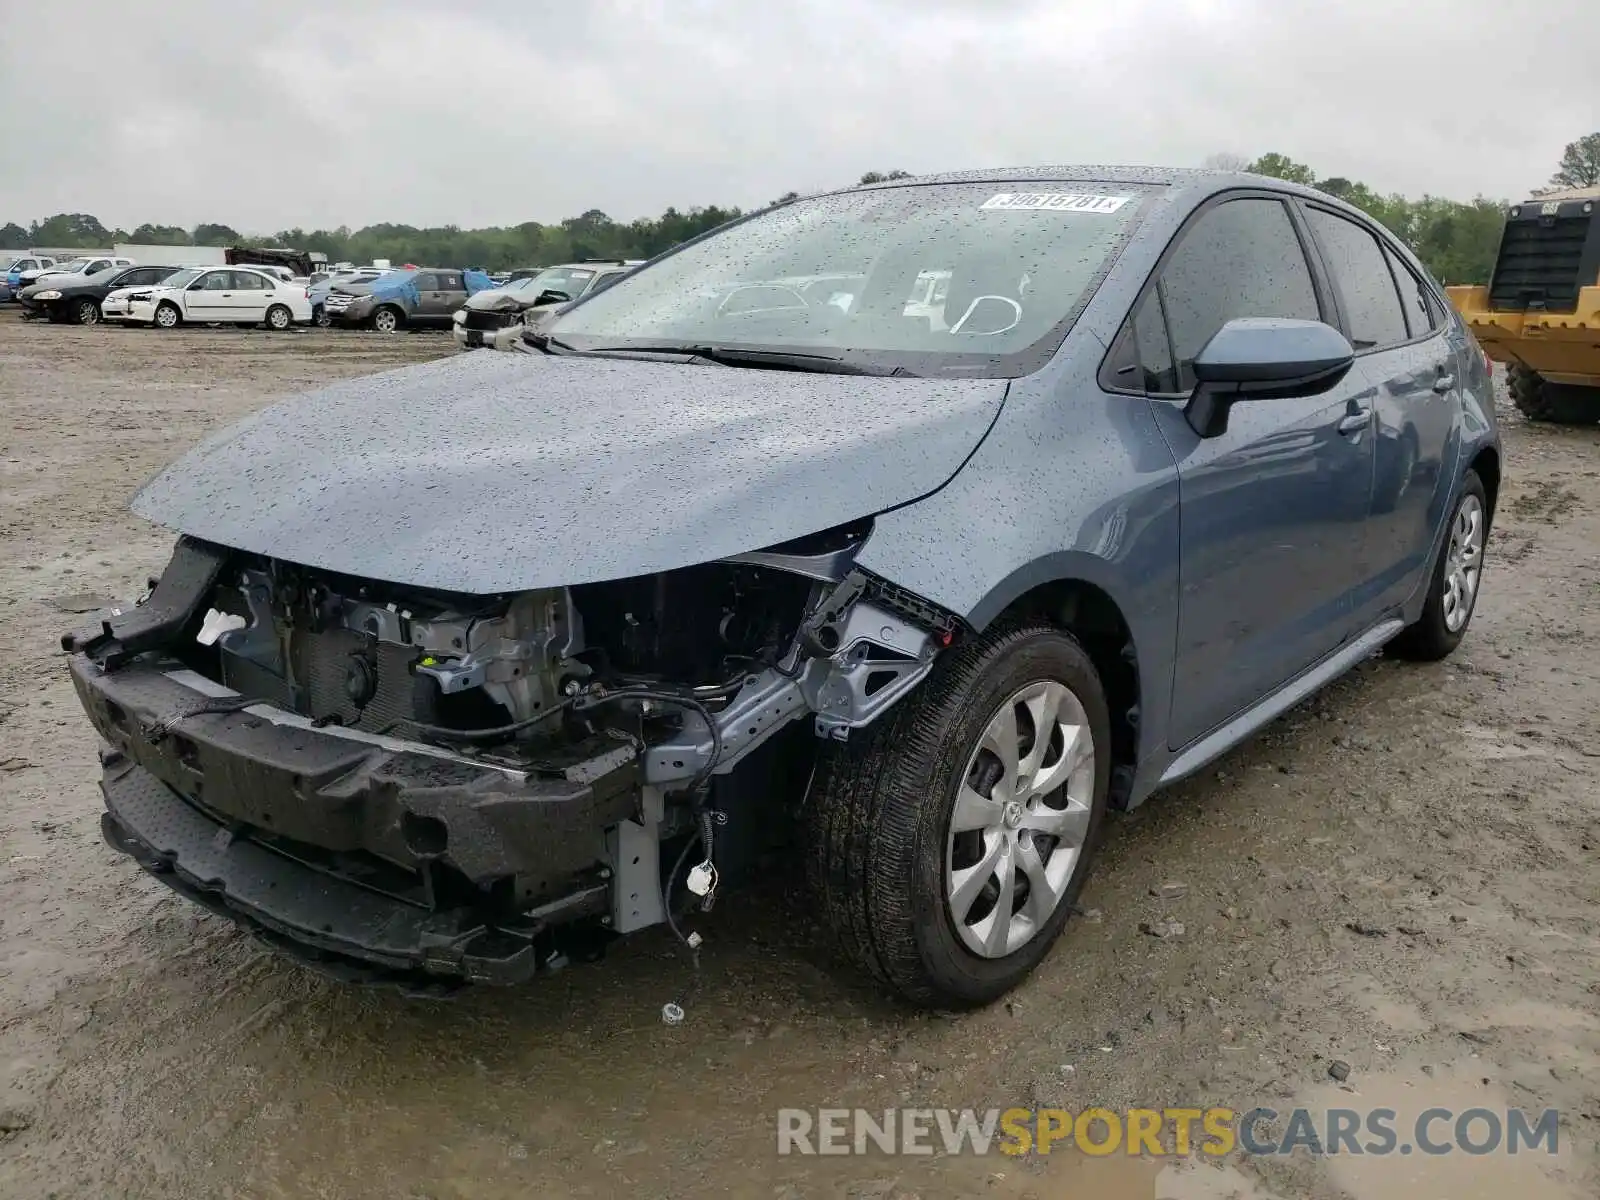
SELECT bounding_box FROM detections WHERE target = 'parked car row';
[4,261,312,328]
[4,251,655,341]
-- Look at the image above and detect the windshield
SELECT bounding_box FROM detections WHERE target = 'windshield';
[550,183,1150,376]
[156,269,202,289]
[519,266,597,297]
[56,258,92,272]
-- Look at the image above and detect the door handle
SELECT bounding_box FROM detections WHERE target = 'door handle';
[1337,409,1372,435]
[1432,373,1456,393]
[220,293,232,297]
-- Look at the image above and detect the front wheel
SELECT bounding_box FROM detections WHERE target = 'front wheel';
[153,302,180,329]
[264,304,292,331]
[313,305,330,328]
[370,306,401,333]
[1388,470,1488,661]
[75,298,101,325]
[805,624,1110,1008]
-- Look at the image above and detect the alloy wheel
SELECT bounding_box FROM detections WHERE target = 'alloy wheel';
[1443,493,1484,632]
[946,679,1096,958]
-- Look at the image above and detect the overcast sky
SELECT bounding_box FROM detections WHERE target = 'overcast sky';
[2,0,1593,233]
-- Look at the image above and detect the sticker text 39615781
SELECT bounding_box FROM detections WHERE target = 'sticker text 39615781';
[980,193,1132,214]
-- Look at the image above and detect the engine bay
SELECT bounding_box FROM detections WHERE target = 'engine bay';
[64,526,962,982]
[166,520,956,791]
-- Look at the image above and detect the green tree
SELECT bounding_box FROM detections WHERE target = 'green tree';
[192,222,242,246]
[1246,153,1317,186]
[857,170,912,185]
[0,222,28,249]
[129,223,191,245]
[29,213,116,247]
[1548,132,1600,190]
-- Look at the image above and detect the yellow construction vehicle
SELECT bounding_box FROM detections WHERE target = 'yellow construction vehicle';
[1447,186,1600,424]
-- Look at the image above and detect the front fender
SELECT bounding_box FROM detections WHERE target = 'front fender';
[853,363,1184,801]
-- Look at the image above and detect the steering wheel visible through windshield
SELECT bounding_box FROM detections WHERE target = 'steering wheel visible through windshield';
[547,182,1151,377]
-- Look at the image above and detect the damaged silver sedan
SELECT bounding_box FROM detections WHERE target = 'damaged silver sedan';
[66,167,1498,1007]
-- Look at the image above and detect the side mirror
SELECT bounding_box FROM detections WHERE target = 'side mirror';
[1184,318,1354,438]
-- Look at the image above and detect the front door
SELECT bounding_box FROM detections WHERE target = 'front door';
[410,272,444,323]
[1140,194,1377,749]
[184,269,234,320]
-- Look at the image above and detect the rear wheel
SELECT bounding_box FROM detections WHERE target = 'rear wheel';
[153,302,180,329]
[265,304,293,331]
[1508,363,1600,424]
[804,624,1109,1008]
[371,306,402,333]
[1389,470,1488,661]
[74,298,101,325]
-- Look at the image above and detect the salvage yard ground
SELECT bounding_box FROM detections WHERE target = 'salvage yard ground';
[1,315,1598,1199]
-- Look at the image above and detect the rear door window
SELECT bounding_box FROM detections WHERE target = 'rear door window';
[437,271,464,291]
[1382,244,1438,340]
[1158,197,1321,391]
[1304,208,1410,350]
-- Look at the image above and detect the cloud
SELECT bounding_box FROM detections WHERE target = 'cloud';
[0,0,1591,233]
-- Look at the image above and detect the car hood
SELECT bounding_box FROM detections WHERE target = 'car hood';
[131,351,1008,593]
[22,272,113,299]
[463,286,521,309]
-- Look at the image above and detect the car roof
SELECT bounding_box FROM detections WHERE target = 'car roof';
[826,164,1342,205]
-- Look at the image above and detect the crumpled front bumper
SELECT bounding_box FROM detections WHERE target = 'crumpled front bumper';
[74,654,638,988]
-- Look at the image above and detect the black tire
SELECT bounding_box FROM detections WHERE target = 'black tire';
[1508,363,1600,425]
[370,306,403,333]
[74,298,101,326]
[1388,469,1488,661]
[153,302,180,329]
[265,304,293,331]
[804,623,1111,1008]
[313,305,330,328]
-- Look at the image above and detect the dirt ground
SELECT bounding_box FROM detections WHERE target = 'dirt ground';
[0,314,1597,1199]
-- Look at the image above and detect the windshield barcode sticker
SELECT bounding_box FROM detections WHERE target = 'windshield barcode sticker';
[980,193,1132,214]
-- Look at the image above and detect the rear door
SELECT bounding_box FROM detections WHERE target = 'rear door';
[432,271,467,322]
[228,270,271,321]
[1299,205,1458,622]
[1136,193,1378,748]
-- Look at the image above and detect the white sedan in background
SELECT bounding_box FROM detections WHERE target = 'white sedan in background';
[122,267,313,330]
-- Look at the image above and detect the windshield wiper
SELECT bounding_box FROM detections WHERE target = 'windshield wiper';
[519,329,586,355]
[569,342,914,376]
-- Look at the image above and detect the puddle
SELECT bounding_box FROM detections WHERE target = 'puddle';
[1298,1062,1576,1199]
